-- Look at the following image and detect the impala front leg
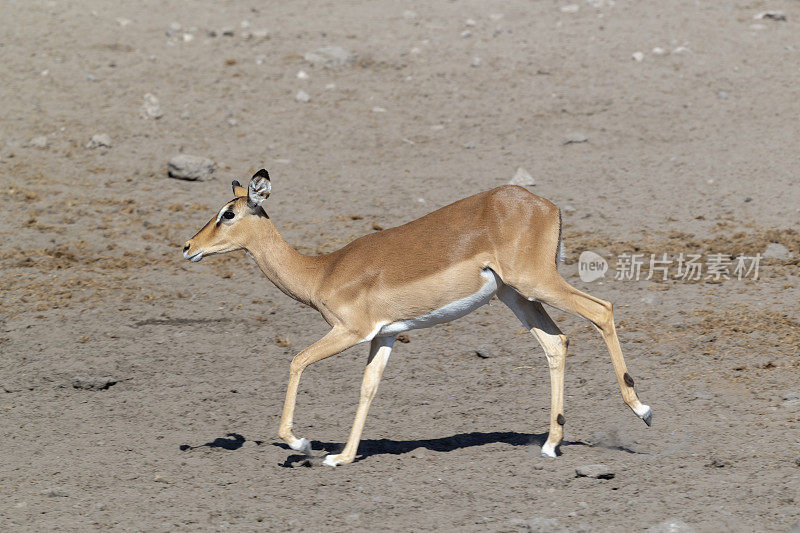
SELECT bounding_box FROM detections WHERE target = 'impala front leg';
[323,335,395,466]
[279,328,360,456]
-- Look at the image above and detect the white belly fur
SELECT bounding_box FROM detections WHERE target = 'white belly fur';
[377,268,501,337]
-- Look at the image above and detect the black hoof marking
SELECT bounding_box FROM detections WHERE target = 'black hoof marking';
[557,414,565,426]
[623,372,635,387]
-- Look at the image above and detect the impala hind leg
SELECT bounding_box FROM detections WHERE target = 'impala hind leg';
[498,286,568,458]
[531,275,652,426]
[323,335,395,466]
[279,328,361,456]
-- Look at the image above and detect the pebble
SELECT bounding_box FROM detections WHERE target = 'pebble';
[560,5,579,13]
[463,141,476,149]
[632,51,644,62]
[296,70,309,79]
[754,11,786,22]
[465,19,477,27]
[510,167,535,187]
[575,464,615,479]
[763,243,792,260]
[470,56,482,67]
[140,93,163,119]
[474,345,499,359]
[652,47,666,55]
[460,30,472,38]
[86,134,111,149]
[295,90,310,103]
[563,132,588,145]
[372,106,386,113]
[40,488,69,497]
[303,46,355,67]
[221,27,235,37]
[644,519,696,533]
[28,136,48,149]
[73,376,117,390]
[180,110,191,119]
[167,154,216,181]
[255,54,266,65]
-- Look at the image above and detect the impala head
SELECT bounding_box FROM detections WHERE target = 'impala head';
[182,169,271,262]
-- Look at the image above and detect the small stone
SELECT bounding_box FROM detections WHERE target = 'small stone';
[180,111,191,119]
[575,464,614,479]
[470,56,482,67]
[87,73,97,82]
[344,513,361,524]
[28,136,48,149]
[140,93,163,119]
[255,54,266,65]
[116,18,131,27]
[94,502,107,511]
[460,30,472,38]
[475,345,498,359]
[652,47,666,55]
[563,132,588,145]
[295,90,310,103]
[167,155,216,181]
[465,19,477,27]
[153,475,171,484]
[632,51,644,62]
[221,27,235,36]
[242,440,257,448]
[510,167,535,187]
[325,83,336,90]
[463,141,476,149]
[560,4,579,13]
[795,455,800,467]
[227,118,237,126]
[763,243,792,260]
[303,46,355,68]
[372,106,386,113]
[40,488,69,497]
[754,11,786,22]
[182,33,193,42]
[717,91,728,99]
[253,29,269,39]
[744,197,753,203]
[86,134,111,149]
[644,519,696,533]
[672,46,690,54]
[72,376,117,390]
[296,70,309,79]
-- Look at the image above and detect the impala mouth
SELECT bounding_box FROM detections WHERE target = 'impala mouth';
[183,250,204,262]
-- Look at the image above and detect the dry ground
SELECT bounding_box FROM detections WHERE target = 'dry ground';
[1,1,799,531]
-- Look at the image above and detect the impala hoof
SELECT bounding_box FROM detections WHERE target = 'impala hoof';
[289,437,313,456]
[322,454,342,467]
[541,443,557,458]
[636,405,653,427]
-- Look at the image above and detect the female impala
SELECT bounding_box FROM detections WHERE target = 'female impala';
[183,170,652,466]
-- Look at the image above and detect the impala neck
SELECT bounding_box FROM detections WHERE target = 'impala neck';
[244,216,321,306]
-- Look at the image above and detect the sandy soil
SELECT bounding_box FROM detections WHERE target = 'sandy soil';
[2,1,799,531]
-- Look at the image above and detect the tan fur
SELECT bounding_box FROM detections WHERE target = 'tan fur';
[183,174,651,465]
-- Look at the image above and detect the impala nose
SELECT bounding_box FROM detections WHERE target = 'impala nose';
[183,244,190,252]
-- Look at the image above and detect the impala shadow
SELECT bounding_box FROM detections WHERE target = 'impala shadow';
[275,430,593,467]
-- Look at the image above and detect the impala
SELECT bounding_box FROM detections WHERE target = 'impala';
[182,170,652,466]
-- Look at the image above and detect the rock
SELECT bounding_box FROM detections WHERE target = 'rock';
[295,90,310,103]
[563,132,588,145]
[167,155,216,181]
[465,19,477,27]
[296,70,309,79]
[575,464,614,479]
[643,519,696,533]
[470,56,482,67]
[509,517,561,532]
[73,376,117,390]
[140,93,163,119]
[632,51,644,62]
[86,134,112,149]
[754,11,786,22]
[372,106,386,113]
[463,141,476,149]
[475,345,498,359]
[344,513,361,524]
[153,475,171,484]
[39,488,68,497]
[744,197,753,203]
[510,167,535,187]
[560,5,579,13]
[28,136,48,149]
[221,27,235,37]
[303,46,355,68]
[763,243,792,260]
[652,47,666,55]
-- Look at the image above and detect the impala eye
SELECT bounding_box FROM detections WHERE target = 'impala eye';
[222,211,235,220]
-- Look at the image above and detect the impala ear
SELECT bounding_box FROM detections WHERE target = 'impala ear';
[231,180,248,198]
[248,169,271,208]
